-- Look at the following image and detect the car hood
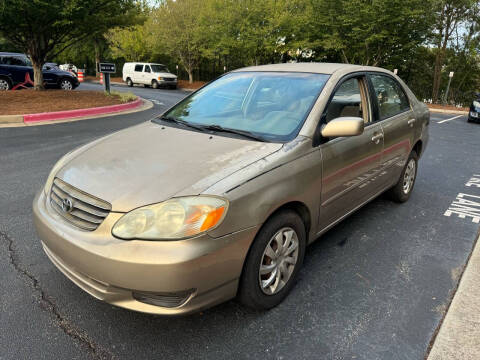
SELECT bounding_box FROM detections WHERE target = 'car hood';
[153,72,177,78]
[57,121,282,212]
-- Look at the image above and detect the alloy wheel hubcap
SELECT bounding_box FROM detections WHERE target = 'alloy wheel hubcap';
[403,158,416,194]
[61,80,72,90]
[259,227,299,295]
[0,79,9,90]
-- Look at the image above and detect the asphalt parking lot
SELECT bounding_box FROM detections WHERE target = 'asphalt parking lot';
[1,86,479,359]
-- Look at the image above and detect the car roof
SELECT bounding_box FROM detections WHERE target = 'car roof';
[0,52,26,56]
[232,62,386,75]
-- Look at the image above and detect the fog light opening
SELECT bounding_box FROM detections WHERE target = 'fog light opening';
[132,289,195,308]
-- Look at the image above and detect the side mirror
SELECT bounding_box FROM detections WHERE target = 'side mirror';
[321,117,364,137]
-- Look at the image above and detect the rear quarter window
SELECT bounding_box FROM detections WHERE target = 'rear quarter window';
[370,74,410,120]
[134,64,143,72]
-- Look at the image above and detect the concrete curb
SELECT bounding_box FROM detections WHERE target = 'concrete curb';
[0,115,24,124]
[0,98,153,127]
[428,232,480,360]
[429,108,469,115]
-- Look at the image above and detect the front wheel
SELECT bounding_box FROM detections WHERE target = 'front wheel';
[152,80,159,89]
[0,77,12,90]
[238,210,306,310]
[59,78,73,90]
[388,151,418,203]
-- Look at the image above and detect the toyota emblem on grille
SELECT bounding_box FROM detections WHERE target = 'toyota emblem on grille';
[61,198,74,213]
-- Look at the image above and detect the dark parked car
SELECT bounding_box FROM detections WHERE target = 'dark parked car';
[0,52,79,90]
[468,94,480,123]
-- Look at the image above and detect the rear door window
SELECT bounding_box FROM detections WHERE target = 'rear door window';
[369,74,410,120]
[144,65,151,73]
[134,64,143,72]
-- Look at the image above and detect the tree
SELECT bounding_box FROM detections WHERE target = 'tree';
[302,0,434,66]
[431,0,476,102]
[153,0,205,83]
[0,0,138,90]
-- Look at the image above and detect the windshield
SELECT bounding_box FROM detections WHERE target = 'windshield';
[151,64,169,73]
[159,71,329,142]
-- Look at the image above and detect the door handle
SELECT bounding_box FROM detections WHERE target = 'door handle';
[371,133,383,144]
[407,118,416,127]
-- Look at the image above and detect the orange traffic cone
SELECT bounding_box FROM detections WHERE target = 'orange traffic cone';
[100,73,103,85]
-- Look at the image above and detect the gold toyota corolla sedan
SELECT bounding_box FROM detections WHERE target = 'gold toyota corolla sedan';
[33,63,429,315]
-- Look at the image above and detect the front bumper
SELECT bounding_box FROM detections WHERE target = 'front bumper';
[159,79,177,87]
[33,190,258,315]
[469,111,480,122]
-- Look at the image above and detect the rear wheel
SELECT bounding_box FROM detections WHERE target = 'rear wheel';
[59,78,73,90]
[238,210,306,310]
[0,77,11,90]
[126,78,133,87]
[388,151,418,203]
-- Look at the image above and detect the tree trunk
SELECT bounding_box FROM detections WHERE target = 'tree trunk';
[94,40,101,77]
[30,58,45,91]
[188,70,193,84]
[432,51,444,102]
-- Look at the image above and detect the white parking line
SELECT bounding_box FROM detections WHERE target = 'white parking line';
[437,115,464,124]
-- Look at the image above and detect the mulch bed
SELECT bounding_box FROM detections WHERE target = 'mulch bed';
[0,90,129,115]
[427,104,469,112]
[177,80,207,90]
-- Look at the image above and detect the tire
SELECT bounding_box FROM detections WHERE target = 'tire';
[238,210,306,310]
[126,78,133,87]
[59,78,73,90]
[0,77,12,91]
[152,80,159,89]
[387,151,418,203]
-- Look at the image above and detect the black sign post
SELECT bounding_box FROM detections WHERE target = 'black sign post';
[97,63,116,94]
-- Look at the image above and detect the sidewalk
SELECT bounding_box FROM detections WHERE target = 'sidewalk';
[428,232,480,360]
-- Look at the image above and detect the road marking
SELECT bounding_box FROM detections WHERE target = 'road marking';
[444,175,480,223]
[437,115,464,124]
[147,99,165,106]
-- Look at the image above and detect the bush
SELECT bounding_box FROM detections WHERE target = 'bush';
[105,90,137,103]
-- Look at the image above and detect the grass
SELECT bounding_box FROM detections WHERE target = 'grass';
[105,90,137,103]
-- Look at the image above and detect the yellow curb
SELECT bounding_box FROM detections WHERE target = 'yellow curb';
[0,115,24,124]
[429,108,469,115]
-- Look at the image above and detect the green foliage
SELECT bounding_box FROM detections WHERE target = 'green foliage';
[1,0,479,102]
[0,0,140,89]
[106,90,137,103]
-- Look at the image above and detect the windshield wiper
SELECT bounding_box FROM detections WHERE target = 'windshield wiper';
[159,115,205,132]
[201,124,266,142]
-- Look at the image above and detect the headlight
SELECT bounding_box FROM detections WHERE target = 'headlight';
[112,196,228,240]
[473,101,480,108]
[158,76,163,81]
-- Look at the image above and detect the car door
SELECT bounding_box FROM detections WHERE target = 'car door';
[133,64,144,83]
[319,75,385,228]
[42,65,56,86]
[368,73,414,186]
[4,55,30,84]
[143,65,152,85]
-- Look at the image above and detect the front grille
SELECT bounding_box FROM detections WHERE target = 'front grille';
[50,178,111,231]
[163,77,176,82]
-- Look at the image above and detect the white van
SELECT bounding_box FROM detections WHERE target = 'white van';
[122,62,177,89]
